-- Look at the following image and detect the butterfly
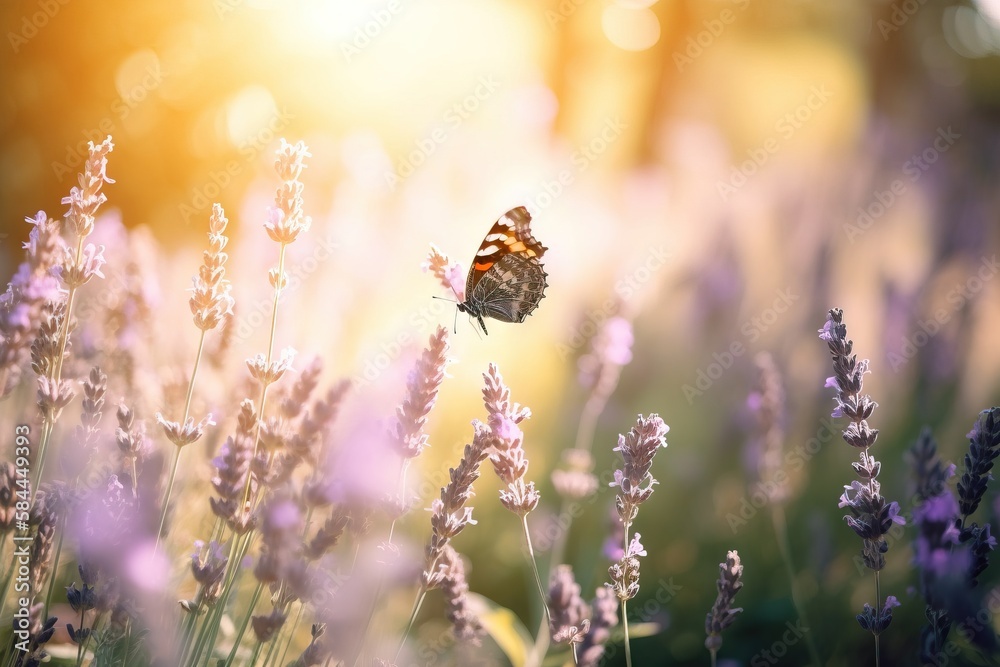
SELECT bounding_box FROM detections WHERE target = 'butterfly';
[456,206,548,335]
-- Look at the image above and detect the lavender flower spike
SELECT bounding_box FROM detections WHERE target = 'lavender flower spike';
[392,325,451,460]
[610,414,669,526]
[820,308,904,650]
[705,550,744,658]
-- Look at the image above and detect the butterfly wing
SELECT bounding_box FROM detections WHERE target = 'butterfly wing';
[471,252,548,323]
[464,206,548,299]
[457,206,548,333]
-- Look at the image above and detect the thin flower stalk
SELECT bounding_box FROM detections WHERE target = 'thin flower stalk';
[819,308,905,665]
[189,141,310,666]
[395,422,492,662]
[529,316,631,667]
[352,326,451,665]
[480,363,550,634]
[241,139,312,511]
[746,352,820,666]
[155,203,232,553]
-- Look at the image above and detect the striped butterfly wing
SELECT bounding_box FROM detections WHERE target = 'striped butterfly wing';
[464,206,549,325]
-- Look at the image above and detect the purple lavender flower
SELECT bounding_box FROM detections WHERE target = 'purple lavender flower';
[820,307,903,648]
[705,550,744,662]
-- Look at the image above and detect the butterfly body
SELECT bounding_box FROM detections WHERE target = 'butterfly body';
[457,206,548,335]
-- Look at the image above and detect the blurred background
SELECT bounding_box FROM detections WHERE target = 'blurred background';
[2,0,1000,664]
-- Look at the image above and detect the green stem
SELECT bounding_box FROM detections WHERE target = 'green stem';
[32,236,86,500]
[274,602,304,667]
[874,570,881,667]
[241,243,288,512]
[42,518,66,617]
[352,460,409,666]
[622,598,632,667]
[520,514,551,631]
[224,581,264,667]
[393,586,428,663]
[187,536,242,667]
[155,330,208,555]
[771,505,821,666]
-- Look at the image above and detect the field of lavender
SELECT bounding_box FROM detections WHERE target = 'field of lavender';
[2,1,1000,666]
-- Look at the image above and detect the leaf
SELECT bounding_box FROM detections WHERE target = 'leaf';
[468,592,534,667]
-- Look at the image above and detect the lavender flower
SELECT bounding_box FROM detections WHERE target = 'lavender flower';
[481,363,539,516]
[183,540,228,612]
[288,624,328,667]
[254,494,303,585]
[0,462,22,534]
[0,212,64,397]
[210,399,259,534]
[280,356,323,421]
[551,449,599,502]
[548,565,591,646]
[264,139,312,249]
[577,314,633,391]
[116,400,150,495]
[252,609,287,643]
[747,352,788,502]
[392,326,451,460]
[439,544,483,644]
[73,366,107,469]
[705,550,744,661]
[957,408,1000,522]
[188,203,234,332]
[820,307,904,643]
[31,302,75,421]
[423,423,491,589]
[156,412,216,449]
[607,533,646,602]
[857,596,901,636]
[246,346,297,386]
[306,506,350,560]
[62,136,115,239]
[605,413,667,665]
[610,414,669,528]
[423,244,465,301]
[578,587,618,667]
